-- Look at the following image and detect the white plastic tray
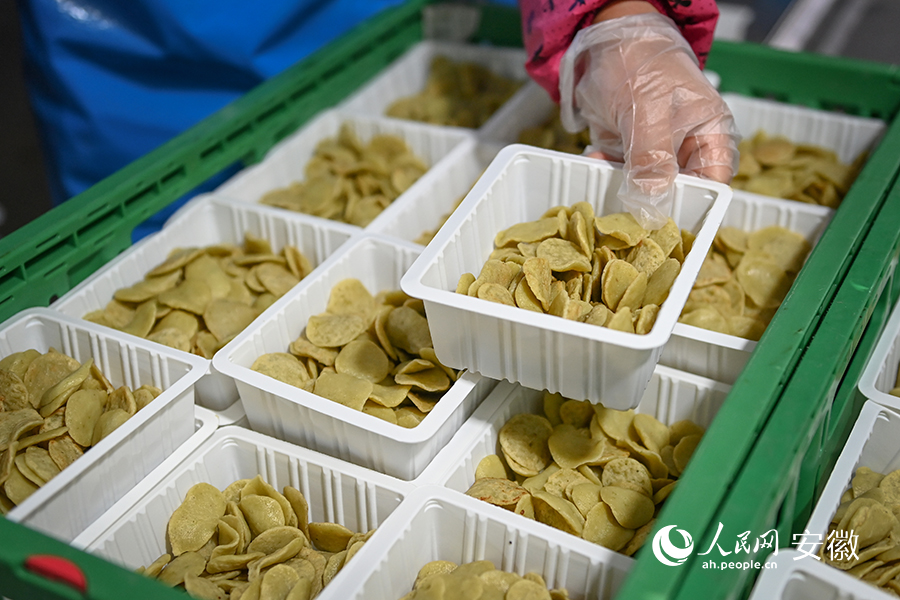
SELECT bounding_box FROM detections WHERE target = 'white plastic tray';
[858,295,900,412]
[339,40,530,135]
[213,109,474,233]
[748,550,892,600]
[324,486,634,600]
[724,93,886,166]
[73,425,411,597]
[660,190,834,383]
[802,401,900,556]
[768,401,900,599]
[214,234,498,480]
[416,365,730,496]
[367,142,501,246]
[3,308,208,543]
[52,194,355,411]
[401,145,733,408]
[482,84,886,169]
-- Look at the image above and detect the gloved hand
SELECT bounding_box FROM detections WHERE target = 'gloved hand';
[559,12,739,229]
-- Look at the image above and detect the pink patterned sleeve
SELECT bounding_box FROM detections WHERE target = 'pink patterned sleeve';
[521,0,719,102]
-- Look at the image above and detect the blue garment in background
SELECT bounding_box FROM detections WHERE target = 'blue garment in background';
[16,0,407,238]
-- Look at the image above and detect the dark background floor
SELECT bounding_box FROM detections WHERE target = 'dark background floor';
[2,0,898,239]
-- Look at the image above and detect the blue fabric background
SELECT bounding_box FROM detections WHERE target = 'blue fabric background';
[16,0,410,237]
[17,0,522,238]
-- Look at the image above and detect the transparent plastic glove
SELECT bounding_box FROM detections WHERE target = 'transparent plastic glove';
[559,12,739,229]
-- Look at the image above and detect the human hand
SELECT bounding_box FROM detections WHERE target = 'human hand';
[559,10,739,229]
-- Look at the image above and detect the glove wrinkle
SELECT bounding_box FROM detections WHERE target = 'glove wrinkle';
[559,12,739,230]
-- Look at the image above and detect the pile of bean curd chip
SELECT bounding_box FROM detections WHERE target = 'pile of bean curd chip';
[259,124,428,227]
[456,206,691,335]
[140,475,374,600]
[732,131,866,208]
[84,233,314,359]
[399,560,570,600]
[465,392,705,556]
[0,348,161,513]
[385,56,522,129]
[821,466,900,595]
[678,224,812,341]
[517,107,591,156]
[252,278,460,428]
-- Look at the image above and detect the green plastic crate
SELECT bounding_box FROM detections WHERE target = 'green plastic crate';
[3,3,900,599]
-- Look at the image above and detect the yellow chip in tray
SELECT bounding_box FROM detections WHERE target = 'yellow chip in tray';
[24,352,80,409]
[0,370,31,412]
[148,248,203,278]
[728,315,767,341]
[594,213,649,246]
[204,299,260,343]
[475,454,509,481]
[583,501,634,551]
[313,371,373,411]
[695,252,732,287]
[680,307,729,334]
[747,226,812,274]
[715,226,748,255]
[532,491,585,537]
[600,485,655,529]
[627,238,666,276]
[753,136,795,166]
[326,278,377,320]
[536,239,591,273]
[593,406,635,443]
[305,314,368,348]
[494,217,559,248]
[251,353,310,388]
[465,477,530,508]
[499,414,554,476]
[334,339,390,383]
[477,282,516,306]
[601,457,652,497]
[684,285,733,317]
[601,260,640,312]
[167,482,227,556]
[558,399,594,428]
[147,328,191,353]
[63,389,106,447]
[735,256,792,309]
[547,424,605,469]
[91,408,130,445]
[385,306,433,354]
[48,435,83,471]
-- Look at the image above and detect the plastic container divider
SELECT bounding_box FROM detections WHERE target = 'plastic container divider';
[367,142,502,245]
[215,233,497,480]
[213,109,474,234]
[325,486,635,600]
[802,401,900,561]
[660,190,834,383]
[3,308,208,543]
[748,550,887,600]
[858,294,900,412]
[401,144,733,408]
[339,39,531,135]
[74,426,411,600]
[52,195,355,411]
[420,365,730,493]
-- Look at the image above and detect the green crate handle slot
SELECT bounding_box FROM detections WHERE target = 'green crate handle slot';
[0,519,188,600]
